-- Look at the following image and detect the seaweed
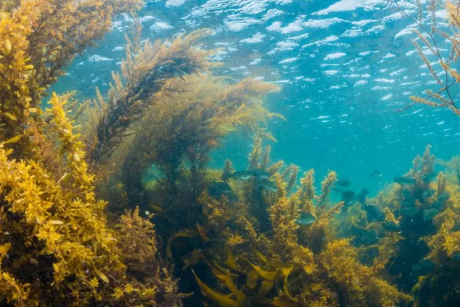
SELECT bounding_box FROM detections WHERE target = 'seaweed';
[87,25,218,166]
[167,141,410,307]
[0,93,184,306]
[0,1,190,305]
[347,146,460,307]
[392,0,460,114]
[0,0,142,158]
[101,75,281,232]
[0,1,457,306]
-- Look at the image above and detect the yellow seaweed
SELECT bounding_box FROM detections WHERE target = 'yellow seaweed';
[197,223,210,241]
[246,270,259,289]
[166,228,198,258]
[0,243,11,260]
[255,279,275,298]
[282,267,293,298]
[191,147,411,307]
[192,269,241,307]
[212,269,247,302]
[3,135,22,144]
[253,248,269,264]
[93,268,110,284]
[248,261,279,281]
[226,249,239,271]
[213,260,236,276]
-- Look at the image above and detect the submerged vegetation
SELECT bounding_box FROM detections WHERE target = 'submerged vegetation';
[393,0,460,115]
[0,0,459,307]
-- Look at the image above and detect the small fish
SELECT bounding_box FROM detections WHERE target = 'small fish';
[394,177,416,185]
[342,190,356,201]
[258,179,277,192]
[437,192,450,203]
[362,204,384,223]
[337,178,351,187]
[221,171,233,181]
[208,182,235,200]
[340,190,356,211]
[336,188,369,211]
[182,249,203,270]
[252,169,271,179]
[226,169,270,181]
[150,203,164,213]
[295,212,316,226]
[371,171,382,178]
[229,171,254,181]
[400,205,418,217]
[355,188,369,204]
[423,208,439,222]
[431,192,450,210]
[422,172,437,182]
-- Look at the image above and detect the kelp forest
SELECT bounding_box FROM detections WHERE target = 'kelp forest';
[0,1,460,307]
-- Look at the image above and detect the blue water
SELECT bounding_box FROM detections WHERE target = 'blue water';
[51,0,460,195]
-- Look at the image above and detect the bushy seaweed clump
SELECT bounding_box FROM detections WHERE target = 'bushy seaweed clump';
[0,92,184,306]
[386,148,460,307]
[396,2,460,302]
[167,141,412,307]
[0,0,143,158]
[334,146,460,307]
[0,0,207,305]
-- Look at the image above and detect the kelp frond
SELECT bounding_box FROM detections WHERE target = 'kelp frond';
[107,75,281,225]
[88,28,217,166]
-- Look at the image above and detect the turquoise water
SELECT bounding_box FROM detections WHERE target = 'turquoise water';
[52,0,460,194]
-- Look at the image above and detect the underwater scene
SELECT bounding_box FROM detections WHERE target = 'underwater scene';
[2,0,460,306]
